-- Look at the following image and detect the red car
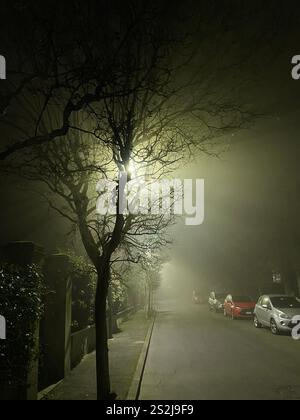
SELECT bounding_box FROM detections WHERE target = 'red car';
[224,295,256,319]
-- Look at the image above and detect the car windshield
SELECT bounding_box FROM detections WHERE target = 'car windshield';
[232,296,253,302]
[270,297,300,309]
[215,294,227,300]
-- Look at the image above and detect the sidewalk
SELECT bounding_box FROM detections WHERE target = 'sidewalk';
[43,311,151,400]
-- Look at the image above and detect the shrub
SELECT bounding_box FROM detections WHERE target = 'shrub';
[0,264,43,393]
[67,255,96,332]
[111,277,128,314]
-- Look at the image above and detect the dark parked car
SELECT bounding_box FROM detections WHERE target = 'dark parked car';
[192,290,206,304]
[208,292,227,312]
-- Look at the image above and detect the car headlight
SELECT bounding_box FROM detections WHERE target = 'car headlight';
[279,313,292,320]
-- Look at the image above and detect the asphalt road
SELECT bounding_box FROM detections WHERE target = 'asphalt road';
[139,298,300,400]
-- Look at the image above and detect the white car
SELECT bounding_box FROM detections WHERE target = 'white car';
[208,292,227,312]
[254,295,300,335]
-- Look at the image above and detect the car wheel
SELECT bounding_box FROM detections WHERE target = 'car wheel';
[254,315,262,329]
[270,319,279,335]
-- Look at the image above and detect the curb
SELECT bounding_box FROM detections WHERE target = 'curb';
[126,313,156,401]
[38,380,63,400]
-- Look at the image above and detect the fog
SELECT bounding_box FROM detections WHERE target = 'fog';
[160,109,300,300]
[1,0,300,300]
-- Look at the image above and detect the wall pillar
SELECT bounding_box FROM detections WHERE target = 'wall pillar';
[41,254,72,389]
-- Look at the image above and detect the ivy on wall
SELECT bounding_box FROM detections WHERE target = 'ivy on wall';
[0,264,43,390]
[66,254,97,332]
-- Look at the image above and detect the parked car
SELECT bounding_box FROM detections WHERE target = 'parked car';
[224,295,256,319]
[192,290,206,304]
[254,295,300,335]
[208,292,227,312]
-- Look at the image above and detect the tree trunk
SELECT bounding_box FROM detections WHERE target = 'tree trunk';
[95,272,110,400]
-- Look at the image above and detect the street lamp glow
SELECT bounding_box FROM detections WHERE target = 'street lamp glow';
[128,161,138,178]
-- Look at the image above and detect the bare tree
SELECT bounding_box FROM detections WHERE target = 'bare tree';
[0,1,148,160]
